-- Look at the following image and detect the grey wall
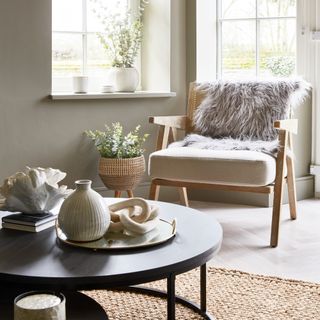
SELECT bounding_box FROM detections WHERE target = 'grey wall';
[0,0,313,205]
[0,0,187,196]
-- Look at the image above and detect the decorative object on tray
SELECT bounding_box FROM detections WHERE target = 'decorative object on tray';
[56,197,176,250]
[0,167,70,214]
[1,212,56,232]
[14,291,66,320]
[108,198,159,235]
[86,122,148,197]
[91,0,148,92]
[58,180,110,242]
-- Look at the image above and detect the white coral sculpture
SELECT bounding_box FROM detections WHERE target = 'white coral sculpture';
[0,167,71,214]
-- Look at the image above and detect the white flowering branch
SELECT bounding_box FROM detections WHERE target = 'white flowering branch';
[91,0,148,68]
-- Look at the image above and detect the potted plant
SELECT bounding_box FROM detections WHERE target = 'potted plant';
[91,0,148,92]
[86,123,149,197]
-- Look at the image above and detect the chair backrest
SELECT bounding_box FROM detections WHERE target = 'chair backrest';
[186,82,205,134]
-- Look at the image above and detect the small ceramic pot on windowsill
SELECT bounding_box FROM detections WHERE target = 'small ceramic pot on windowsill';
[112,67,139,92]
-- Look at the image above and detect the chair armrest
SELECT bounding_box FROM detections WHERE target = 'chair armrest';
[149,115,188,130]
[149,116,188,151]
[274,119,298,134]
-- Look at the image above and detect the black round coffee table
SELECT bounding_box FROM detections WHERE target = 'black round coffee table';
[0,199,222,319]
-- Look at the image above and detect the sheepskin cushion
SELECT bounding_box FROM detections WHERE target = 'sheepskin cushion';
[194,79,310,141]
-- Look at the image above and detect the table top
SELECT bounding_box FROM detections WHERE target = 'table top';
[0,199,222,290]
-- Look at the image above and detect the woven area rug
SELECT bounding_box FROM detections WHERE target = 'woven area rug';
[84,267,320,320]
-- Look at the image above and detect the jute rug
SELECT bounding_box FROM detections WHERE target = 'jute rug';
[85,267,320,320]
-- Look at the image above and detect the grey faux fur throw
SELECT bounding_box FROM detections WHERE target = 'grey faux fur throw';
[170,134,279,156]
[171,79,309,155]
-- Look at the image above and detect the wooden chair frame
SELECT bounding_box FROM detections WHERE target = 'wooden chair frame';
[149,83,298,247]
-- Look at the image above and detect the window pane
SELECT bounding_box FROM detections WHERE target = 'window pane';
[221,21,256,79]
[259,19,296,77]
[52,0,82,32]
[222,0,256,19]
[87,0,128,32]
[87,34,111,76]
[258,0,296,17]
[52,33,83,76]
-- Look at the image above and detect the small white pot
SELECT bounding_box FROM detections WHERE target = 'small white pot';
[113,67,139,92]
[73,76,88,93]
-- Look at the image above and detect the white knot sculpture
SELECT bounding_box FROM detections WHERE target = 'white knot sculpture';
[108,198,159,235]
[0,167,71,214]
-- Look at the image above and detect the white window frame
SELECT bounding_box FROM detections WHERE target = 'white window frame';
[216,0,297,79]
[52,0,138,92]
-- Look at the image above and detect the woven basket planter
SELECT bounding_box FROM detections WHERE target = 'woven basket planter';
[98,155,145,191]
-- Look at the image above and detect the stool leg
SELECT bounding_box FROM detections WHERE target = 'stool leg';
[114,191,121,198]
[127,190,134,198]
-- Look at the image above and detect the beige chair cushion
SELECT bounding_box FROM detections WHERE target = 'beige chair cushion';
[149,147,277,187]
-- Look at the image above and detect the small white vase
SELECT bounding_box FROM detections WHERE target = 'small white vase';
[113,67,139,92]
[58,180,110,242]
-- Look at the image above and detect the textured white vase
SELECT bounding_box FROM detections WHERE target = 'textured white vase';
[58,180,110,242]
[113,67,139,92]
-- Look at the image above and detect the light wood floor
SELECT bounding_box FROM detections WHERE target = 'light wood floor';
[191,198,320,283]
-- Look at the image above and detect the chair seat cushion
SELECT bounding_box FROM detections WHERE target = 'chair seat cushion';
[148,147,277,187]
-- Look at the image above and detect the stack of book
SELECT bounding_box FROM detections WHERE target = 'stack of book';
[1,213,57,232]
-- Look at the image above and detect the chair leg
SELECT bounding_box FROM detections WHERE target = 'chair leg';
[149,181,160,200]
[270,178,285,248]
[286,156,297,220]
[178,187,189,207]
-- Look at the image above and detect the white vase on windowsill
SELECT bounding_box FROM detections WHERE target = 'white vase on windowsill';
[112,67,139,92]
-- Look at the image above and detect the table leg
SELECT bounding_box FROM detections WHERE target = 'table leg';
[200,264,207,312]
[167,273,176,320]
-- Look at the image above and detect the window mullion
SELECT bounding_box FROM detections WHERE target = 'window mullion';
[82,0,87,75]
[256,0,259,77]
[217,0,222,78]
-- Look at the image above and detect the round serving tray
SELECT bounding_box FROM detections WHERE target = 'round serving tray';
[56,218,177,250]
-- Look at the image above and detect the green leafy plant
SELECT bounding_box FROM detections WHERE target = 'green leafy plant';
[86,123,149,159]
[266,56,295,77]
[91,0,148,68]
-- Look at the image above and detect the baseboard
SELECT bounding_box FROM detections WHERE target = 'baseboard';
[94,175,314,207]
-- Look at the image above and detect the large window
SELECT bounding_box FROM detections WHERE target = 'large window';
[217,0,296,79]
[52,0,130,92]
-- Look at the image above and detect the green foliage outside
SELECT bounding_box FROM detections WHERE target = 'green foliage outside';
[223,50,295,76]
[265,56,295,76]
[86,123,149,159]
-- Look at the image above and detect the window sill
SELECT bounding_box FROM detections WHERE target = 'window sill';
[50,91,177,100]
